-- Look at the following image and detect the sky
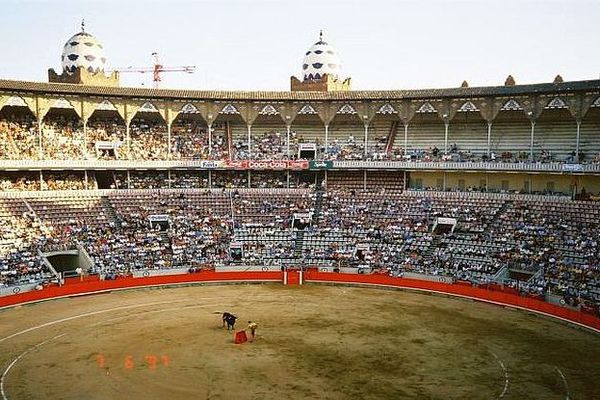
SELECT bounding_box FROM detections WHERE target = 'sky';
[0,0,599,91]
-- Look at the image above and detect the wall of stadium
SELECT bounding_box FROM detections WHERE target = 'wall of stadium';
[408,171,600,193]
[1,271,599,334]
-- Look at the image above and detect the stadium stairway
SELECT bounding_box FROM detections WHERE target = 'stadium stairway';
[21,198,46,228]
[312,190,325,225]
[385,120,400,155]
[100,196,121,228]
[225,121,233,158]
[422,234,443,260]
[491,199,513,224]
[293,230,305,258]
[159,230,174,264]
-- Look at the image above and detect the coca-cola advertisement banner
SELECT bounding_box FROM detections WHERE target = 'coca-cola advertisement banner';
[225,160,308,170]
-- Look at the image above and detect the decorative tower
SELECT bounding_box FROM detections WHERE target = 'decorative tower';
[290,30,351,92]
[48,21,119,86]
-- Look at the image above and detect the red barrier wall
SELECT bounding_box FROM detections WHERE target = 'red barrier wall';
[2,270,599,334]
[304,271,600,333]
[0,271,283,309]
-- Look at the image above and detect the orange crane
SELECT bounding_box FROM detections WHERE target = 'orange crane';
[113,52,196,88]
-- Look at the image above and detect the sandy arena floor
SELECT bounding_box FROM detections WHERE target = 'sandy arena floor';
[0,283,599,400]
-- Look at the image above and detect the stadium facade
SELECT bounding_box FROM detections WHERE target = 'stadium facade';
[1,25,600,323]
[0,26,598,195]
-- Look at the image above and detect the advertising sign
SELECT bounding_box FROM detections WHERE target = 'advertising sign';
[199,160,225,169]
[225,160,249,170]
[224,160,309,170]
[309,160,333,170]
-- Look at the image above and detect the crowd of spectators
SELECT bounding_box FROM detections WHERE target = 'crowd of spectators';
[170,172,209,189]
[251,131,286,159]
[325,136,365,160]
[0,201,53,287]
[212,172,247,188]
[123,119,169,160]
[250,172,287,188]
[41,118,86,160]
[0,184,599,315]
[128,172,168,189]
[0,174,40,191]
[86,118,125,160]
[171,120,208,160]
[4,113,600,164]
[0,117,39,160]
[42,173,94,191]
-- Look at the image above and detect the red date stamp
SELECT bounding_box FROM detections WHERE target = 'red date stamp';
[96,354,170,371]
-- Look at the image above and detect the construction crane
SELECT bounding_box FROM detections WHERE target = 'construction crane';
[113,53,196,88]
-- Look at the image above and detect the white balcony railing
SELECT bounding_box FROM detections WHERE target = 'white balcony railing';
[0,159,599,173]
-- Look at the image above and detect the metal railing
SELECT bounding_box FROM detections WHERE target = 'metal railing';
[0,159,599,173]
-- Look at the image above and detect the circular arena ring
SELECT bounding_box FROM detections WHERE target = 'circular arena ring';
[1,282,599,400]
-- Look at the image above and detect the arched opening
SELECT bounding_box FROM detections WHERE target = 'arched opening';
[536,107,575,162]
[406,112,444,161]
[0,104,37,160]
[290,112,323,160]
[128,110,167,160]
[170,111,209,160]
[328,112,364,160]
[171,112,208,160]
[87,109,126,160]
[578,105,600,163]
[42,107,83,160]
[252,112,286,160]
[491,109,530,162]
[213,112,245,161]
[448,108,487,161]
[369,110,399,161]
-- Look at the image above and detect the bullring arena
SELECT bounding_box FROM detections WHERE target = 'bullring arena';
[2,6,600,400]
[1,277,600,400]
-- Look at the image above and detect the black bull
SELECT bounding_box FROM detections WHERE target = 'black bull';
[222,312,237,330]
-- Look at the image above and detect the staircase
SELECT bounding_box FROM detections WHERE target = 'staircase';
[490,200,513,225]
[312,190,325,225]
[21,198,50,232]
[293,230,305,258]
[225,121,233,159]
[422,234,443,260]
[159,230,171,248]
[21,198,38,218]
[385,120,400,155]
[158,229,175,267]
[100,196,122,229]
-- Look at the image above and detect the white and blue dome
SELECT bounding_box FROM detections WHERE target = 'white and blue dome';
[302,31,343,81]
[61,22,107,75]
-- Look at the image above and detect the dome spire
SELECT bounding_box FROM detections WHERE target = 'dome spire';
[292,30,351,91]
[81,19,85,33]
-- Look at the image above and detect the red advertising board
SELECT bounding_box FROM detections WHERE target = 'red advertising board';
[287,160,309,170]
[225,160,309,170]
[225,160,248,170]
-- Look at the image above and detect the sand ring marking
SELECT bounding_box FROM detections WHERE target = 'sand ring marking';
[1,333,67,400]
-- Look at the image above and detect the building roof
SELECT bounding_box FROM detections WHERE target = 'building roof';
[0,78,599,101]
